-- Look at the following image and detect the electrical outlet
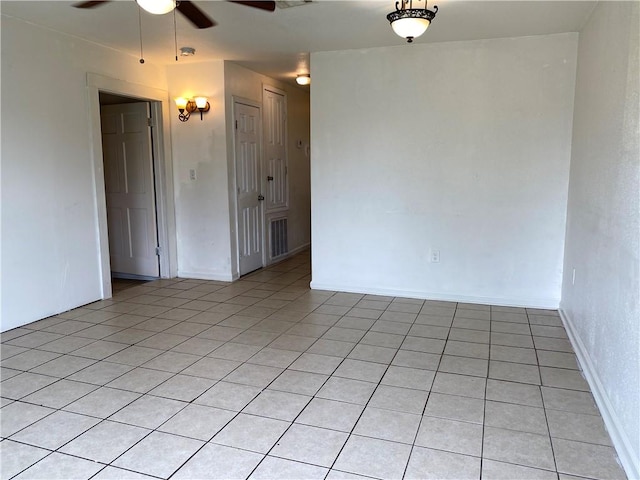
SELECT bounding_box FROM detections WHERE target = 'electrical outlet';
[189,169,197,181]
[430,249,440,263]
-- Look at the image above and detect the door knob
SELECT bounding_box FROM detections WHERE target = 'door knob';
[258,195,265,201]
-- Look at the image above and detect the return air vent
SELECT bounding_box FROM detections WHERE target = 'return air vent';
[270,217,288,259]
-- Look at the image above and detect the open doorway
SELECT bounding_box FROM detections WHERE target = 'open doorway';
[87,73,177,300]
[99,93,160,281]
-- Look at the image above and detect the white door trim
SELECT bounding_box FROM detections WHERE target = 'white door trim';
[231,96,264,277]
[87,73,177,299]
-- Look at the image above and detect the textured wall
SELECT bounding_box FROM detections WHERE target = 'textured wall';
[310,33,578,308]
[560,2,640,476]
[166,61,233,280]
[1,16,168,331]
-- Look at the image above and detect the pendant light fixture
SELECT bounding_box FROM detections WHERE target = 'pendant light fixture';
[136,0,176,15]
[387,0,438,43]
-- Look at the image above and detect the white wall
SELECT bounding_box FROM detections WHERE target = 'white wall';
[224,62,311,275]
[165,61,310,282]
[0,16,311,332]
[166,61,233,281]
[560,2,640,477]
[1,16,168,331]
[285,85,312,253]
[310,33,578,308]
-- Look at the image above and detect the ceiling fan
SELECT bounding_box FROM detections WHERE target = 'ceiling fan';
[73,1,276,29]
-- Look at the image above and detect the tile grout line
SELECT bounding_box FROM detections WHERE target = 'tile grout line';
[244,291,376,478]
[2,253,621,480]
[164,288,350,479]
[530,305,562,478]
[400,301,457,479]
[86,260,310,479]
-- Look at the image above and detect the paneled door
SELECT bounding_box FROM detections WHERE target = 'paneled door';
[101,102,159,278]
[235,101,264,275]
[264,87,288,211]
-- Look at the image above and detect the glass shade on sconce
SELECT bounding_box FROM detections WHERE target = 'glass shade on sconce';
[194,97,210,120]
[136,0,176,15]
[175,97,197,122]
[174,97,188,110]
[194,97,208,109]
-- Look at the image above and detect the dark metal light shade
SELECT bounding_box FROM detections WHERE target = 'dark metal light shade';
[387,0,438,43]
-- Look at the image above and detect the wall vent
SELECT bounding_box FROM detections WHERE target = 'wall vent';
[270,217,289,259]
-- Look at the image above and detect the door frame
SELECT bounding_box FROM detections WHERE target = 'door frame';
[231,96,265,277]
[87,73,177,299]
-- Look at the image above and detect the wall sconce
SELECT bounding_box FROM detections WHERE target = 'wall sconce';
[175,96,210,122]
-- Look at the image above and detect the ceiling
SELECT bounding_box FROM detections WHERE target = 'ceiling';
[1,0,597,85]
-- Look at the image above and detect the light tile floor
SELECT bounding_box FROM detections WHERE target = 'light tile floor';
[0,251,628,480]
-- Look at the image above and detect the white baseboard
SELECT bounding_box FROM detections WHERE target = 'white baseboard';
[288,243,311,256]
[309,281,559,309]
[267,243,311,266]
[177,270,235,282]
[560,308,639,480]
[179,244,310,282]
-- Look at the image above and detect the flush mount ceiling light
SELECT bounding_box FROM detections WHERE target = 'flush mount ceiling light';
[136,0,176,15]
[296,74,311,86]
[387,0,438,43]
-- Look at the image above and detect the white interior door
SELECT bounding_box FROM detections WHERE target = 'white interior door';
[101,102,159,278]
[235,102,264,275]
[264,88,288,211]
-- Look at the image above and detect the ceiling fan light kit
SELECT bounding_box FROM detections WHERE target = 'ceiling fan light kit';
[387,0,437,43]
[136,0,176,15]
[73,1,275,30]
[175,96,210,122]
[73,0,276,63]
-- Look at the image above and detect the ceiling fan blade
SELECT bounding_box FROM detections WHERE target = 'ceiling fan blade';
[228,1,276,12]
[73,1,110,8]
[176,1,217,29]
